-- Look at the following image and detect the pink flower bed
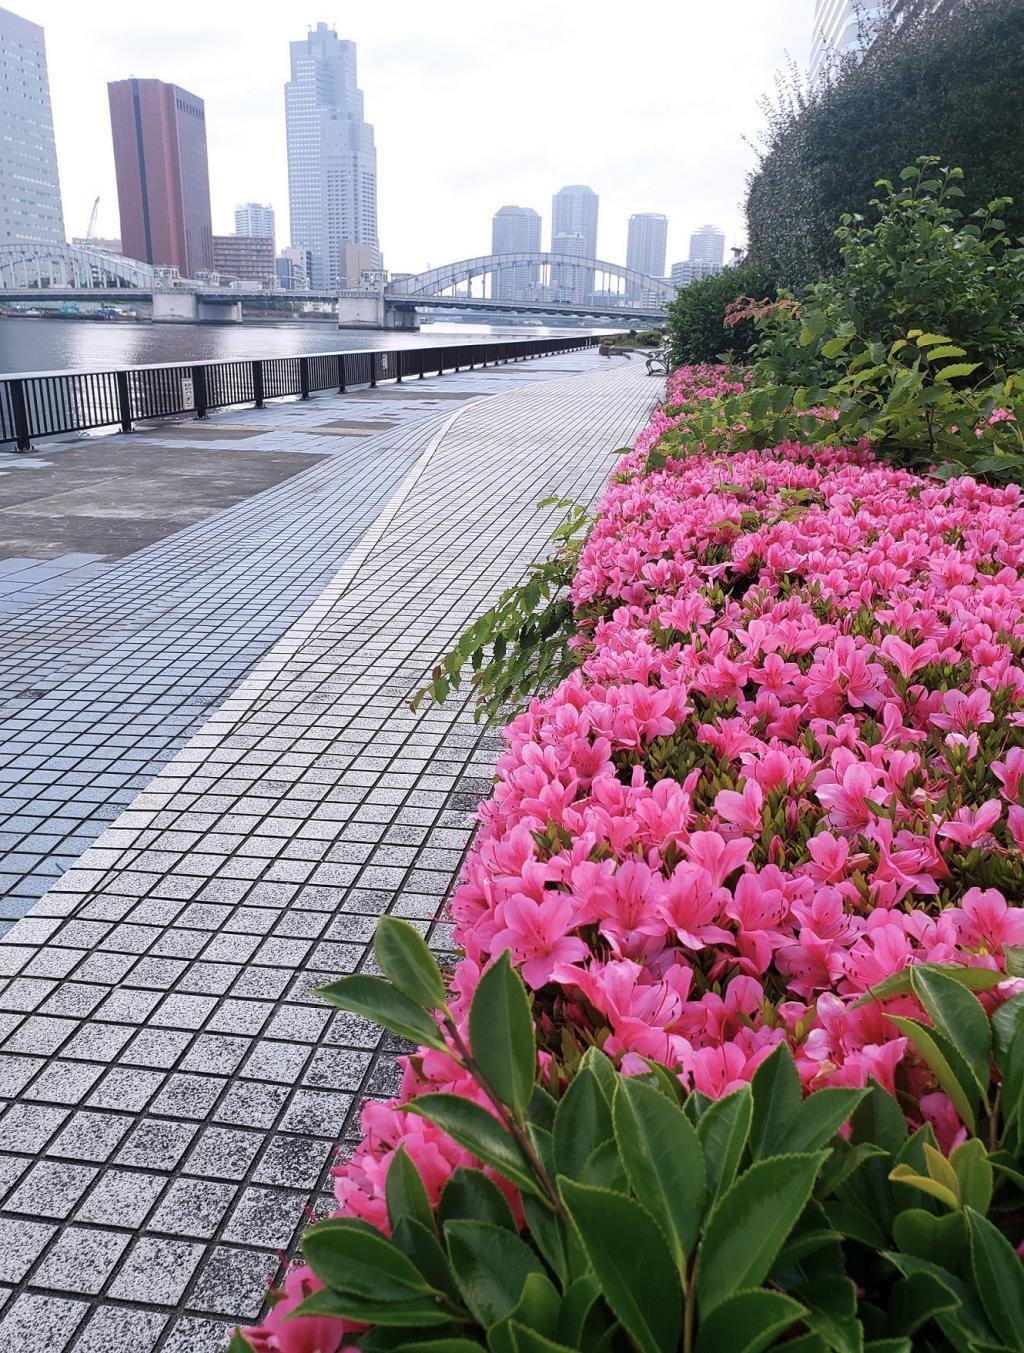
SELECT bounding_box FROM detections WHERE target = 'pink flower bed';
[243,365,1024,1349]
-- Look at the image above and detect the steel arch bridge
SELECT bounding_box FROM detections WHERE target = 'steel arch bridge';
[388,253,674,304]
[0,243,166,291]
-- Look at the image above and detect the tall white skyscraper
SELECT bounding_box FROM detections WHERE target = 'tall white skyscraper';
[234,202,276,246]
[626,213,669,290]
[552,185,598,304]
[689,224,726,269]
[491,205,541,300]
[0,6,65,245]
[285,23,379,290]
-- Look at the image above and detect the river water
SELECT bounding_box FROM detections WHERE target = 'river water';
[0,318,612,376]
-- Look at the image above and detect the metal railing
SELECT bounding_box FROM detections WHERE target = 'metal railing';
[0,335,600,452]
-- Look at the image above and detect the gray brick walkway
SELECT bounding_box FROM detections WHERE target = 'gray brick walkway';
[0,352,656,1351]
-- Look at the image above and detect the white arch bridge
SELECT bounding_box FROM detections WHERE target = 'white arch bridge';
[0,242,178,291]
[389,252,674,306]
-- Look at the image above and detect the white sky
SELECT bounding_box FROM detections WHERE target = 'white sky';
[29,0,811,274]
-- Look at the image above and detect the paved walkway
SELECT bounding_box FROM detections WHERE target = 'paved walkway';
[0,352,656,1351]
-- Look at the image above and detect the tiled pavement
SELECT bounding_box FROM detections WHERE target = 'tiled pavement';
[0,363,596,925]
[0,351,657,1351]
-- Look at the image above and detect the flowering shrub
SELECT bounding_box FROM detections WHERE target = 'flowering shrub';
[237,367,1024,1350]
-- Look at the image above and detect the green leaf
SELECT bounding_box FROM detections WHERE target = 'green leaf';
[579,1047,619,1104]
[796,1275,861,1353]
[522,1191,568,1286]
[949,1138,993,1214]
[886,1017,978,1131]
[912,332,952,346]
[316,974,448,1051]
[612,1076,704,1267]
[375,916,448,1009]
[821,334,855,359]
[697,1152,827,1317]
[509,1327,580,1353]
[439,1167,516,1231]
[557,1276,603,1346]
[697,1085,752,1202]
[291,1285,453,1327]
[849,1079,908,1154]
[390,1343,487,1353]
[694,1288,807,1353]
[302,1216,439,1300]
[226,1333,255,1353]
[922,345,967,361]
[749,1043,802,1158]
[892,1209,967,1270]
[787,1088,867,1153]
[469,952,535,1117]
[444,1219,545,1329]
[934,362,981,382]
[391,1216,461,1304]
[387,1144,437,1234]
[559,1178,682,1353]
[554,1068,612,1178]
[405,1095,542,1198]
[853,962,1004,1008]
[965,1207,1024,1349]
[908,966,991,1093]
[1006,946,1024,978]
[888,1271,959,1338]
[888,1164,959,1211]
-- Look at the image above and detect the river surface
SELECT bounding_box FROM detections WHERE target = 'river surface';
[0,318,612,376]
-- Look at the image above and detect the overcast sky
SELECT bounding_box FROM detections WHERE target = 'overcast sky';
[30,0,810,273]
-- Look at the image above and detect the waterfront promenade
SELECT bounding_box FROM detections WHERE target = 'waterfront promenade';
[0,351,657,1350]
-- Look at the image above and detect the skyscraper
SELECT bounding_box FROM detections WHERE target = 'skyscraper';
[0,6,65,245]
[552,186,598,304]
[626,213,668,294]
[491,205,541,300]
[108,79,213,277]
[234,202,276,248]
[285,23,379,291]
[689,224,725,269]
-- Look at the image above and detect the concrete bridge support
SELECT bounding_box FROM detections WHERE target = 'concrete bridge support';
[336,293,419,330]
[152,292,243,324]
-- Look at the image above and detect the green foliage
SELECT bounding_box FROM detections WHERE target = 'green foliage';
[665,262,775,366]
[224,923,1024,1351]
[691,162,1024,480]
[746,0,1024,289]
[411,496,593,722]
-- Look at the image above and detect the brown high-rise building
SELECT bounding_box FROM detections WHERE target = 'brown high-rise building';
[107,78,213,278]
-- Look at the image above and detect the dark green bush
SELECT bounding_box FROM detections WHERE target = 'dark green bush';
[746,0,1024,288]
[665,263,775,365]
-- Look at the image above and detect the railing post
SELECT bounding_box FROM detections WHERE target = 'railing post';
[418,349,425,379]
[299,355,310,400]
[252,360,265,409]
[193,364,208,420]
[115,370,132,434]
[395,351,402,384]
[370,354,378,388]
[337,354,347,393]
[9,378,31,453]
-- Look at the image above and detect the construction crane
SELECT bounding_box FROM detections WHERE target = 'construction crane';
[84,196,100,245]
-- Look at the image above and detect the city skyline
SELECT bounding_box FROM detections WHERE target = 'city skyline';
[12,1,806,274]
[0,6,64,246]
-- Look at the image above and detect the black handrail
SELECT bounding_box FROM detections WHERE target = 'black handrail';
[0,335,599,451]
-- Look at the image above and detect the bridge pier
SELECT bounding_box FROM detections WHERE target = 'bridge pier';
[336,293,419,331]
[152,292,243,324]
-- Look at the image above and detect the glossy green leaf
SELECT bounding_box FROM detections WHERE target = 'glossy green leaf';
[316,974,448,1051]
[390,1216,460,1305]
[444,1219,545,1330]
[468,951,535,1117]
[302,1216,438,1300]
[557,1276,603,1346]
[694,1288,807,1353]
[226,1333,255,1353]
[696,1084,752,1202]
[291,1284,453,1327]
[521,1191,568,1286]
[888,1270,959,1338]
[559,1178,681,1353]
[886,1017,978,1131]
[853,961,1004,1009]
[892,1209,967,1271]
[612,1076,704,1266]
[888,1164,959,1211]
[439,1167,517,1232]
[909,965,991,1093]
[509,1327,581,1353]
[554,1067,612,1178]
[749,1043,802,1158]
[405,1095,541,1198]
[390,1342,488,1353]
[787,1087,867,1153]
[796,1275,861,1353]
[375,916,448,1009]
[965,1206,1024,1349]
[697,1152,827,1317]
[387,1143,436,1233]
[949,1138,993,1214]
